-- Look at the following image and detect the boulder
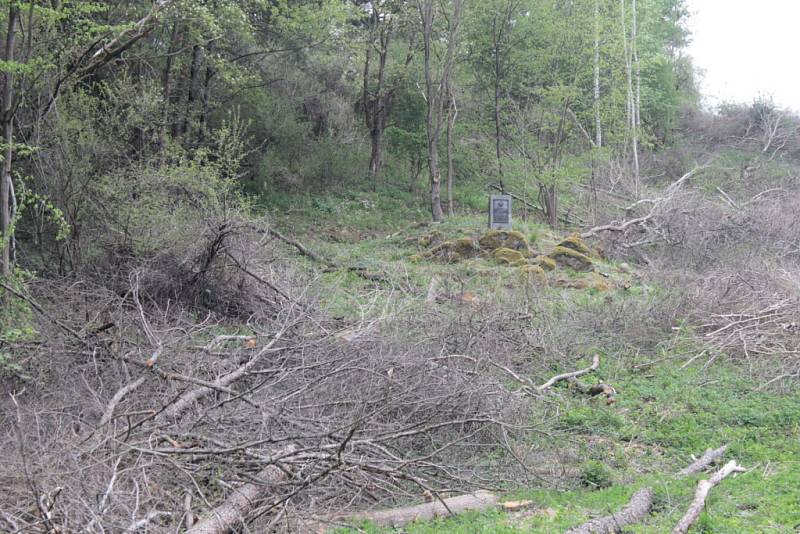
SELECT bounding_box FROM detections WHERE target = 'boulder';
[532,255,557,271]
[417,237,480,263]
[479,230,530,253]
[493,247,527,266]
[549,245,593,272]
[557,234,594,257]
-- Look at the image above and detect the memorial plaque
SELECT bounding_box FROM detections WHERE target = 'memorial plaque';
[489,194,512,230]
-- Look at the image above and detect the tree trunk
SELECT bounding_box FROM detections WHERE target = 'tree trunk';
[540,184,557,229]
[1,4,19,276]
[428,147,444,222]
[200,63,213,142]
[364,10,391,184]
[338,491,498,529]
[631,0,641,193]
[185,446,296,534]
[493,25,503,181]
[419,0,463,222]
[163,21,183,141]
[566,488,653,534]
[593,0,602,148]
[183,44,204,141]
[446,86,456,217]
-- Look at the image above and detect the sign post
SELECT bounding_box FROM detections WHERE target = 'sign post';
[489,194,512,230]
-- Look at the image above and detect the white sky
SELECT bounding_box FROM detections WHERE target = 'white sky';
[686,0,800,112]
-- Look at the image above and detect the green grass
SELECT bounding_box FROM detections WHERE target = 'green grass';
[334,361,800,533]
[268,190,799,533]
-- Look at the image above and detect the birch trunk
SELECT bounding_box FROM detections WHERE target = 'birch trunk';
[1,4,19,276]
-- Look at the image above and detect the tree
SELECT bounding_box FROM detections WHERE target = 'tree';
[1,1,19,276]
[418,0,464,222]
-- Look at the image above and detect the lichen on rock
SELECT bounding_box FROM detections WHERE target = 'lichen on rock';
[479,229,530,253]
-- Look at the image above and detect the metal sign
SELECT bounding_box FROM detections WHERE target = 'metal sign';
[489,194,512,230]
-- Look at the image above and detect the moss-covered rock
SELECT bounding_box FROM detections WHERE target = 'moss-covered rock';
[557,234,594,257]
[519,264,547,284]
[549,245,594,272]
[532,255,557,271]
[479,229,530,253]
[493,247,526,266]
[417,237,479,263]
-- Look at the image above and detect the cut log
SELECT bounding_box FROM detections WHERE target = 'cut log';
[672,461,745,534]
[565,487,653,534]
[337,491,498,529]
[185,447,295,534]
[678,445,728,477]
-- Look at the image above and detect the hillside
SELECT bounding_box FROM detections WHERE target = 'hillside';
[2,1,800,533]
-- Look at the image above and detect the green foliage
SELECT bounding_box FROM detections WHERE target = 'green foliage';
[0,271,37,377]
[580,460,615,489]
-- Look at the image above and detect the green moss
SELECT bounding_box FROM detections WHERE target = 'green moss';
[419,237,480,263]
[532,255,557,271]
[557,234,593,257]
[494,247,527,265]
[520,264,547,283]
[479,229,530,253]
[549,246,593,271]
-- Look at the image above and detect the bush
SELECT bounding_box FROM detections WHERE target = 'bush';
[580,460,615,489]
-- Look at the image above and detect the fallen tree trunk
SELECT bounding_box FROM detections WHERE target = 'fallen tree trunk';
[678,445,728,476]
[565,487,653,534]
[185,447,295,534]
[672,461,745,534]
[333,490,498,529]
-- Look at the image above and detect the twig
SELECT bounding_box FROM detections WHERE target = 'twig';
[0,281,84,341]
[123,510,172,533]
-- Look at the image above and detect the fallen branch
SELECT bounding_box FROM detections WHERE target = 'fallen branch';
[537,354,600,391]
[672,461,746,534]
[581,166,703,239]
[185,447,296,534]
[566,487,653,534]
[268,227,328,265]
[334,490,499,529]
[158,328,285,421]
[99,377,146,427]
[0,281,85,342]
[224,250,290,300]
[678,445,728,477]
[269,227,389,283]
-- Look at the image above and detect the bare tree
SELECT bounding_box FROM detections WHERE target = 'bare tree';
[418,0,464,222]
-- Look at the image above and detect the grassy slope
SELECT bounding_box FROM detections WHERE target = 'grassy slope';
[266,188,800,533]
